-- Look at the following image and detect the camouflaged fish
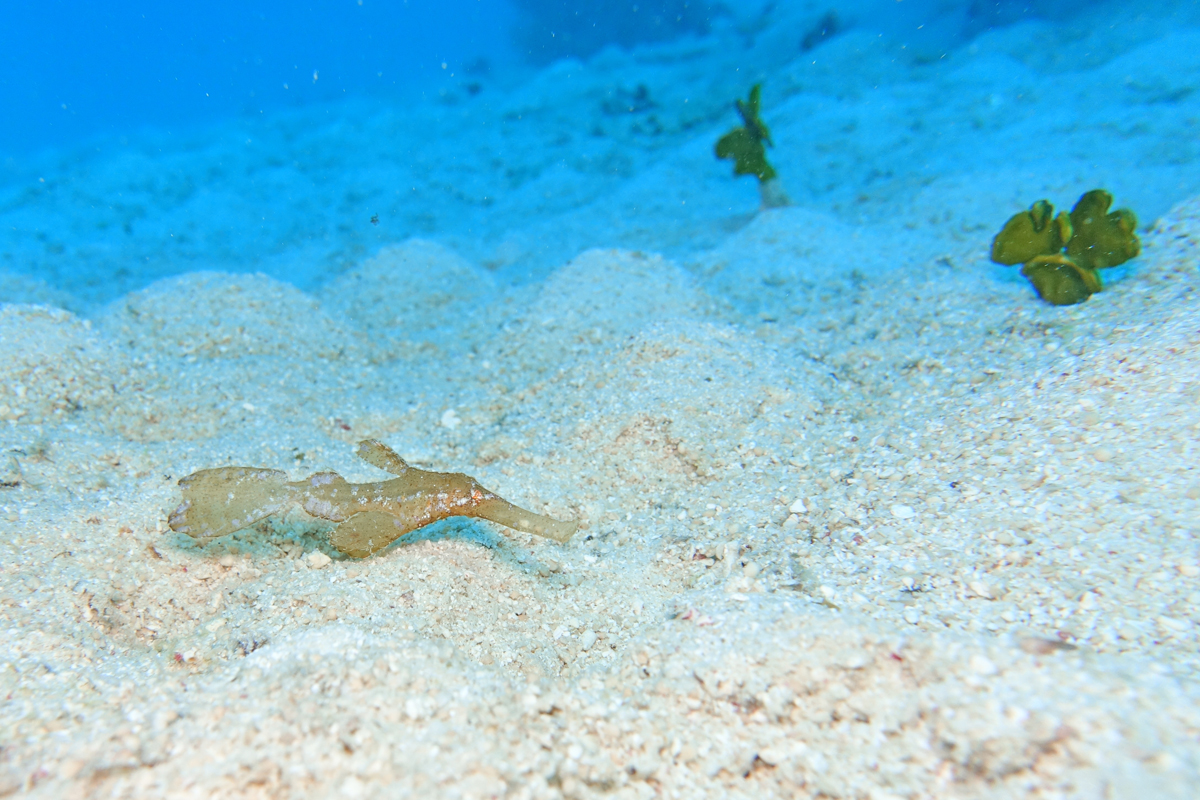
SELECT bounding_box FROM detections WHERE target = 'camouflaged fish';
[168,440,576,557]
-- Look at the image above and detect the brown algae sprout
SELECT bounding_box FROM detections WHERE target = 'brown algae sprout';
[715,83,791,209]
[168,440,576,558]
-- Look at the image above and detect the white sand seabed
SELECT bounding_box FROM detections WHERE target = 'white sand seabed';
[2,1,1200,795]
[0,190,1198,798]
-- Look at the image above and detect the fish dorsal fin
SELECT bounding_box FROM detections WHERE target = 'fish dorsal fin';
[355,439,410,476]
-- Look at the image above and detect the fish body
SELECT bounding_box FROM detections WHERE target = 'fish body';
[168,440,576,557]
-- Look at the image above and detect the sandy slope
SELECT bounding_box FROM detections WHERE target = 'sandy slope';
[0,189,1198,797]
[2,2,1200,797]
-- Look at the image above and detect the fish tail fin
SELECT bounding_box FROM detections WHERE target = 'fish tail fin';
[474,496,577,543]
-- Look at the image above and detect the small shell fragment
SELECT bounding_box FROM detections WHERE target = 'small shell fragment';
[1019,637,1077,655]
[968,580,994,600]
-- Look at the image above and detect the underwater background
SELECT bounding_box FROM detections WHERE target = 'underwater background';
[5,0,1198,309]
[3,1,1200,798]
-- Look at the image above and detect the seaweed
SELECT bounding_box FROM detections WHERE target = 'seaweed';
[990,200,1071,266]
[1066,190,1141,271]
[990,190,1139,305]
[716,84,790,208]
[168,440,576,558]
[1020,254,1103,307]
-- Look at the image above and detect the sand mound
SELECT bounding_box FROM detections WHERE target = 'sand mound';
[538,248,708,333]
[0,271,79,312]
[0,305,130,426]
[321,239,496,359]
[482,248,711,374]
[1146,193,1200,268]
[686,206,927,320]
[98,271,359,361]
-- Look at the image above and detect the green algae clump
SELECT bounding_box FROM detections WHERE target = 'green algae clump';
[990,199,1072,265]
[1067,189,1141,270]
[991,190,1139,306]
[716,84,776,181]
[1021,254,1103,306]
[716,84,790,208]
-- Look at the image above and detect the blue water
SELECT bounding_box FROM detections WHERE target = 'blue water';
[2,0,1198,309]
[0,0,521,155]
